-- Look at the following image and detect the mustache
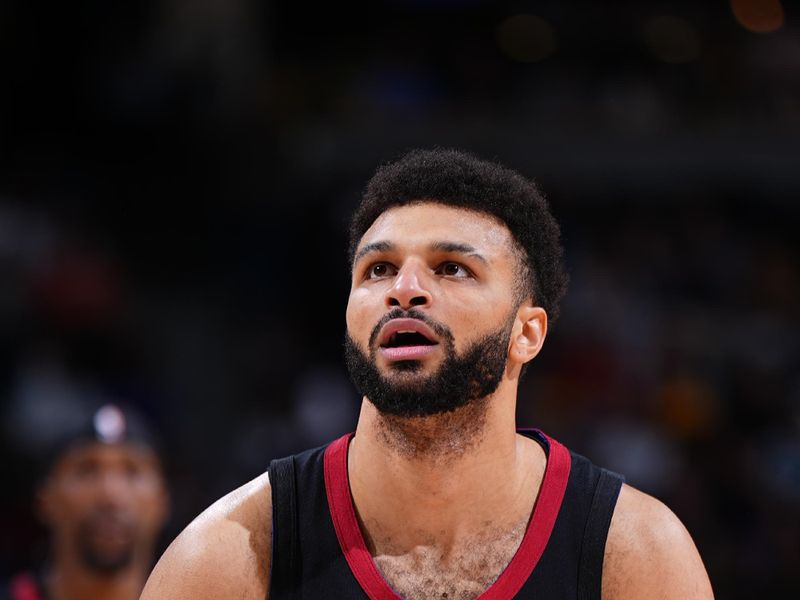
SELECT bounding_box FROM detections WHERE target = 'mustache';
[80,508,135,533]
[367,308,453,348]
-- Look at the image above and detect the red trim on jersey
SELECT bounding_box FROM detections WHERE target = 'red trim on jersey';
[323,430,572,600]
[481,431,571,599]
[9,572,44,600]
[324,434,401,599]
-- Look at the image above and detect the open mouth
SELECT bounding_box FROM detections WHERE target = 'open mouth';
[377,318,440,360]
[382,330,437,348]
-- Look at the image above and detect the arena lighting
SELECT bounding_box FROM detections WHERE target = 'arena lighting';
[730,0,784,33]
[495,14,557,63]
[643,16,701,64]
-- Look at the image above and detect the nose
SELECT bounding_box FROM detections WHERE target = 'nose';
[94,470,130,506]
[384,261,432,310]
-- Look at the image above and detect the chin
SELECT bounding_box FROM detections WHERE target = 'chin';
[386,359,424,373]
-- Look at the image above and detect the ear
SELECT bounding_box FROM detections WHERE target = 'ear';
[508,306,548,366]
[36,478,57,526]
[153,478,171,529]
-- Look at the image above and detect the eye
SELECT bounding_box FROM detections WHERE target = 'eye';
[73,459,100,480]
[436,262,471,278]
[123,460,144,481]
[367,262,397,279]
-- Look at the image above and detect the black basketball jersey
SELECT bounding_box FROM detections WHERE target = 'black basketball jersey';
[268,430,623,599]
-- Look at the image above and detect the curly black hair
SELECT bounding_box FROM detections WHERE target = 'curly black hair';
[348,148,568,322]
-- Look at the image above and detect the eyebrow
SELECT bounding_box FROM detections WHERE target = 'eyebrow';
[429,241,488,264]
[354,241,395,264]
[354,240,488,265]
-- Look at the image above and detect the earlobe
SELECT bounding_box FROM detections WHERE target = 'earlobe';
[510,307,548,365]
[156,486,172,528]
[36,484,55,525]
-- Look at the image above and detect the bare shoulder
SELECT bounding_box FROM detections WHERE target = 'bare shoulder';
[602,483,713,600]
[141,471,272,600]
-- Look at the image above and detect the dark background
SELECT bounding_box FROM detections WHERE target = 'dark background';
[1,1,798,597]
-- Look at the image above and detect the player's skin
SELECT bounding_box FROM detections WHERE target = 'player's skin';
[141,202,714,599]
[38,442,169,600]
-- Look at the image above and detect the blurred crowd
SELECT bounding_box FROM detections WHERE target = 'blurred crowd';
[1,1,798,598]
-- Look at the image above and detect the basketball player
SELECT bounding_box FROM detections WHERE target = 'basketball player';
[3,404,169,600]
[142,149,713,598]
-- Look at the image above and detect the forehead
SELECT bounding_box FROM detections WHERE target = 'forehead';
[54,442,160,473]
[358,202,516,257]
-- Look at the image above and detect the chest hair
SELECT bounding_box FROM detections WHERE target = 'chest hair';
[372,521,528,600]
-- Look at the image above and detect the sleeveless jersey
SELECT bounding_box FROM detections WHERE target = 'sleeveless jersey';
[268,430,623,599]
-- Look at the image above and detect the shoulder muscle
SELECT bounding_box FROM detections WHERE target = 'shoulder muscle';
[602,483,713,600]
[141,472,272,600]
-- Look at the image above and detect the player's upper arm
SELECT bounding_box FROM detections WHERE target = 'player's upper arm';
[141,471,272,600]
[602,483,714,600]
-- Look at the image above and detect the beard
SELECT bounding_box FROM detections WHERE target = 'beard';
[75,509,136,574]
[344,308,513,418]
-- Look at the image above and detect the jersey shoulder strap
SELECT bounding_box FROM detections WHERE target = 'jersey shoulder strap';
[268,454,300,599]
[577,466,624,600]
[268,442,353,600]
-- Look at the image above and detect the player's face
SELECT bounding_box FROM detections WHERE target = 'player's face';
[39,443,168,573]
[346,203,523,414]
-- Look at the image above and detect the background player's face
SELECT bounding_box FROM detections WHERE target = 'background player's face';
[39,442,168,573]
[346,203,524,414]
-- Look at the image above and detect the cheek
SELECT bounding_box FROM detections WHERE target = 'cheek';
[60,481,95,505]
[45,490,91,529]
[136,492,167,529]
[446,291,513,349]
[346,289,376,340]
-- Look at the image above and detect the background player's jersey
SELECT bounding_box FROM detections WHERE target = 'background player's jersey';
[1,571,47,600]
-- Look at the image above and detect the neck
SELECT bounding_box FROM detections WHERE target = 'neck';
[348,378,546,552]
[372,395,491,466]
[47,553,148,600]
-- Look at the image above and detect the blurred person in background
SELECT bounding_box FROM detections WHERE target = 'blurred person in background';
[1,404,168,600]
[142,149,712,599]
